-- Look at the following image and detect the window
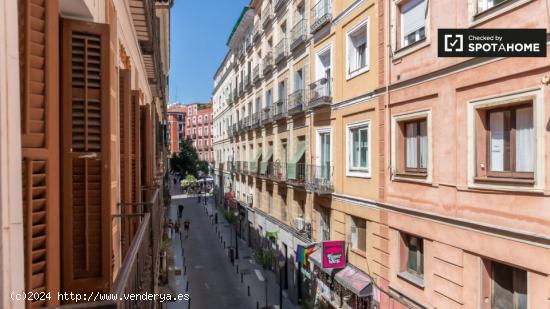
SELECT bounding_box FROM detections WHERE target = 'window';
[350,217,366,253]
[346,19,369,78]
[405,119,428,172]
[400,0,427,48]
[487,105,534,177]
[316,129,332,180]
[205,127,209,136]
[400,233,423,279]
[482,260,527,309]
[347,121,370,177]
[199,127,202,137]
[205,115,209,123]
[198,116,202,123]
[477,0,510,13]
[265,89,273,108]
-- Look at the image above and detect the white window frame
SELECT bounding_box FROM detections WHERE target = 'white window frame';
[315,127,333,168]
[467,88,545,193]
[391,109,432,184]
[315,44,333,82]
[345,17,370,80]
[350,216,367,252]
[346,120,371,178]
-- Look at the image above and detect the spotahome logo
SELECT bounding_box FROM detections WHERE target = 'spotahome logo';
[438,29,546,57]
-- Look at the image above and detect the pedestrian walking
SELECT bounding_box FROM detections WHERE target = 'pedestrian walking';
[198,194,201,203]
[184,219,190,239]
[174,221,181,238]
[168,219,174,239]
[178,204,184,219]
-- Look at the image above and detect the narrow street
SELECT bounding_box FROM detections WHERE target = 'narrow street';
[167,185,299,309]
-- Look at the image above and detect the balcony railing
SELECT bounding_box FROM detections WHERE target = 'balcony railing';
[286,162,306,185]
[244,73,251,89]
[246,34,254,52]
[288,89,306,115]
[261,107,273,124]
[251,112,261,129]
[290,18,307,50]
[274,38,288,63]
[274,0,287,12]
[267,161,287,181]
[235,161,242,173]
[253,64,261,83]
[253,25,262,43]
[272,99,287,120]
[218,162,225,171]
[233,88,238,101]
[238,81,244,97]
[263,52,273,75]
[311,0,332,33]
[262,5,273,28]
[56,188,163,309]
[308,78,332,109]
[243,161,249,174]
[306,164,334,194]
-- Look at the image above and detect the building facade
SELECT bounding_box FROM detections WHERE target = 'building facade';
[0,0,172,307]
[168,103,214,162]
[213,0,550,308]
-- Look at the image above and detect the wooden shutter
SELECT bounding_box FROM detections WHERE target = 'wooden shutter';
[18,0,60,306]
[141,103,154,201]
[118,69,132,256]
[131,91,142,232]
[61,18,112,294]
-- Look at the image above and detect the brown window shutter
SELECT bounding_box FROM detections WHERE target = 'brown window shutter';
[118,69,132,256]
[131,91,142,235]
[18,0,61,307]
[61,18,112,294]
[141,103,154,201]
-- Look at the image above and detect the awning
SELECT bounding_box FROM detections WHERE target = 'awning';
[334,266,373,297]
[250,150,263,173]
[266,231,278,238]
[260,147,273,174]
[287,141,305,180]
[309,249,373,297]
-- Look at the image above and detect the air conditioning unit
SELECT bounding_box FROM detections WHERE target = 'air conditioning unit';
[294,217,305,231]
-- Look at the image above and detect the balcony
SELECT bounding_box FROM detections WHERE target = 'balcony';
[261,107,273,124]
[290,18,307,50]
[243,161,249,174]
[246,34,254,53]
[253,25,262,43]
[308,78,332,109]
[262,5,273,28]
[251,112,261,129]
[311,0,332,33]
[238,81,244,97]
[235,161,242,173]
[274,38,288,64]
[253,64,261,83]
[225,161,234,172]
[233,87,238,101]
[287,89,306,115]
[267,162,287,182]
[262,52,274,74]
[244,74,251,90]
[272,99,287,120]
[274,0,287,13]
[286,162,306,186]
[306,164,334,194]
[218,162,225,171]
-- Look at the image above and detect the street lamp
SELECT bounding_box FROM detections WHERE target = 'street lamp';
[278,255,285,309]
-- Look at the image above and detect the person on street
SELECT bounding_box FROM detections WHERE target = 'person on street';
[168,219,174,239]
[178,204,184,219]
[184,219,190,239]
[174,221,181,238]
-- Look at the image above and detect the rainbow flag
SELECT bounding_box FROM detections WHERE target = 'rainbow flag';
[296,245,315,267]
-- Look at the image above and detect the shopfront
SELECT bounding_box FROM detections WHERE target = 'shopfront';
[307,245,379,309]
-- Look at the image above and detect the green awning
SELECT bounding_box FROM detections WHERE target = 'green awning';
[266,231,278,238]
[287,141,306,180]
[250,150,263,173]
[260,147,273,175]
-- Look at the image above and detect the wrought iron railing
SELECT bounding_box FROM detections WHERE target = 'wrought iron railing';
[290,18,307,50]
[311,0,332,33]
[272,99,287,120]
[267,161,287,181]
[251,112,261,129]
[243,161,249,174]
[261,107,273,124]
[286,162,306,185]
[288,89,306,115]
[274,0,287,12]
[253,64,261,83]
[274,38,288,63]
[306,164,334,194]
[253,24,262,43]
[263,52,273,74]
[262,4,273,28]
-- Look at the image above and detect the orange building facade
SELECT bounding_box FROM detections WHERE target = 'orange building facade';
[168,103,214,162]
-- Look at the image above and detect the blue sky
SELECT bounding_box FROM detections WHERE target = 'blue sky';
[168,0,249,104]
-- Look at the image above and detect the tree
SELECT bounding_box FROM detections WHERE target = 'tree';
[197,160,210,176]
[170,138,199,177]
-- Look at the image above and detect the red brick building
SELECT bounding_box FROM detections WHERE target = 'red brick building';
[168,102,214,162]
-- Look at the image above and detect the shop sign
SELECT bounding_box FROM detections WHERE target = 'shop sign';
[322,241,345,269]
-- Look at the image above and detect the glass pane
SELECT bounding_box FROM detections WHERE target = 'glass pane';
[419,121,428,168]
[515,107,534,172]
[406,122,418,168]
[360,128,368,168]
[514,268,527,309]
[352,130,360,167]
[492,262,514,309]
[407,245,417,273]
[490,111,505,172]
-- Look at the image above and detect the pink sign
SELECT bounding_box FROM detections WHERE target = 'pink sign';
[322,241,346,269]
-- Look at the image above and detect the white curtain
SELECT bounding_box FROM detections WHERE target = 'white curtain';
[419,121,428,168]
[515,107,534,172]
[490,111,504,172]
[406,122,418,168]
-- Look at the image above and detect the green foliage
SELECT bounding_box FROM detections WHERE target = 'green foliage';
[253,248,274,270]
[181,175,197,188]
[223,209,237,224]
[170,138,199,177]
[197,160,210,176]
